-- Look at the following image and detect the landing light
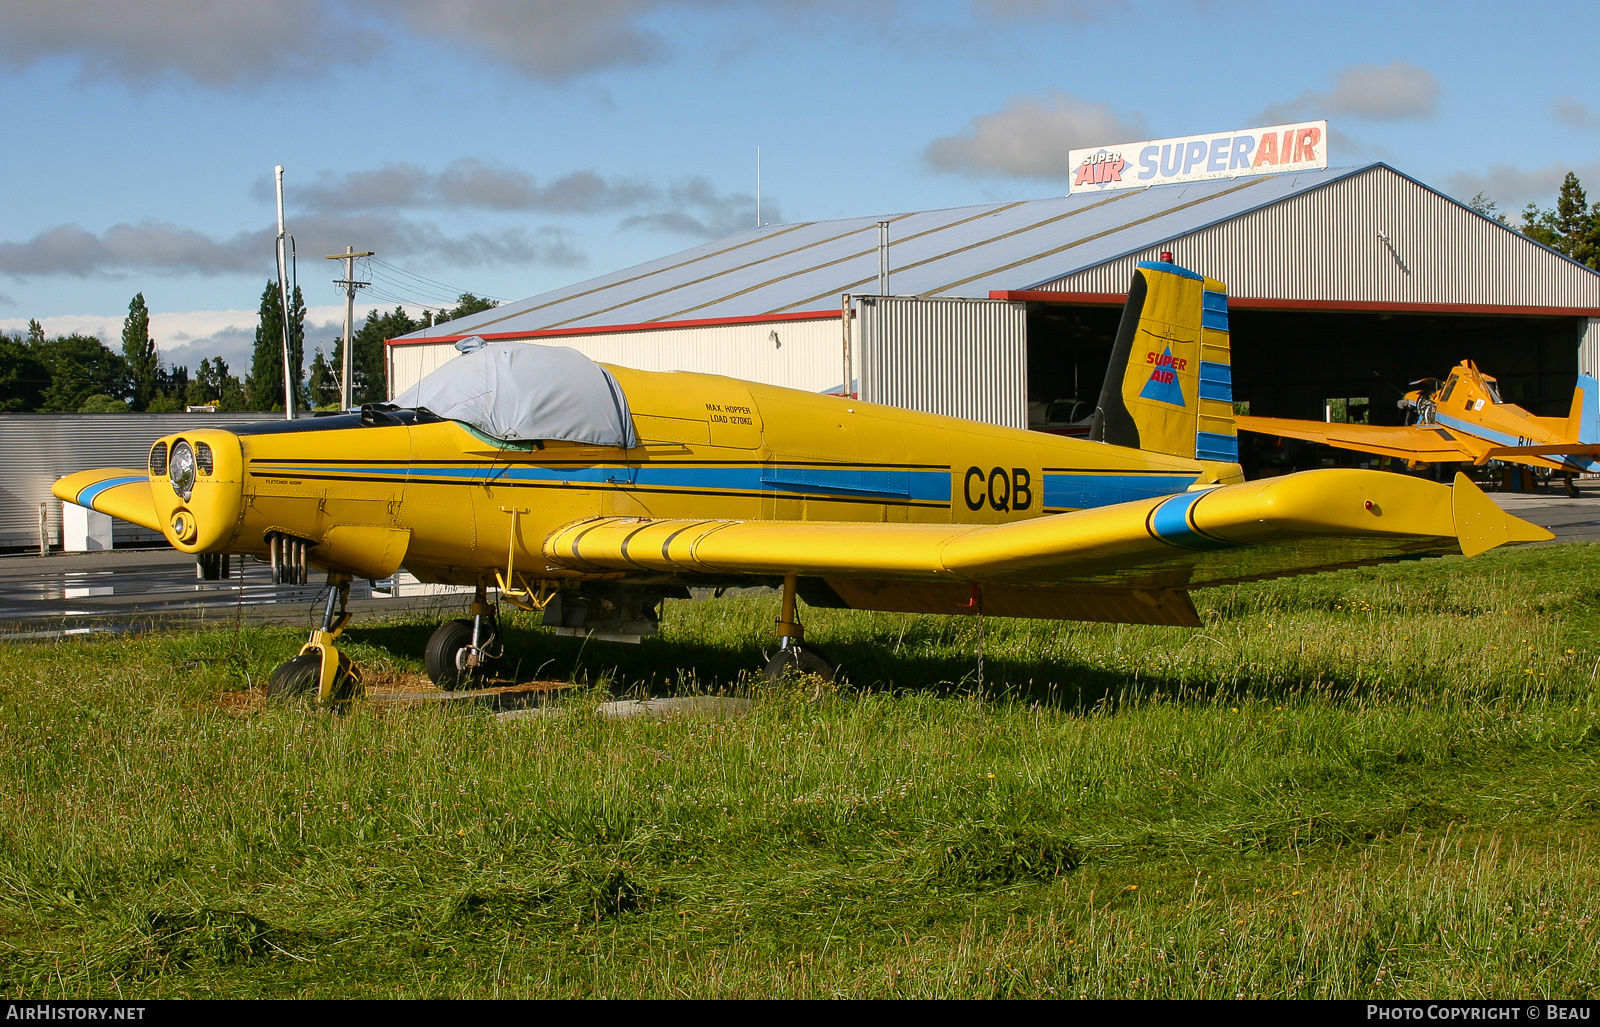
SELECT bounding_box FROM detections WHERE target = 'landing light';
[169,440,196,501]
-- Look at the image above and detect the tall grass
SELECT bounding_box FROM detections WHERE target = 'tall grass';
[1,543,1597,997]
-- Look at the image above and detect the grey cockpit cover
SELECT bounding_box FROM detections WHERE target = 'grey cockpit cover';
[393,343,638,448]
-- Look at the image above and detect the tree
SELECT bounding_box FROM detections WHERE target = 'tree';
[307,347,339,410]
[148,364,189,412]
[194,357,246,410]
[78,393,129,413]
[34,334,129,413]
[1467,192,1511,227]
[434,292,498,326]
[245,279,307,411]
[346,306,424,405]
[121,293,159,410]
[1521,172,1600,269]
[0,334,48,411]
[26,319,43,344]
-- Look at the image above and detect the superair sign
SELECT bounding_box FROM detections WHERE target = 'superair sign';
[1067,120,1328,193]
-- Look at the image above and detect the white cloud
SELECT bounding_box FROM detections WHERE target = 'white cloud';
[1550,96,1600,130]
[924,91,1147,179]
[1444,161,1600,213]
[0,215,583,279]
[0,303,454,375]
[0,1,1155,89]
[1258,60,1441,124]
[621,177,775,238]
[969,0,1125,20]
[275,161,658,215]
[0,1,370,87]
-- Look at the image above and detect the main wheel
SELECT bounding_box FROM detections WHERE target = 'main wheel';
[266,653,320,700]
[425,618,495,691]
[764,645,835,688]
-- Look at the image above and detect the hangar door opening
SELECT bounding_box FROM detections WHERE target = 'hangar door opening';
[1023,303,1123,436]
[856,296,1027,429]
[1020,303,1587,451]
[1227,310,1585,425]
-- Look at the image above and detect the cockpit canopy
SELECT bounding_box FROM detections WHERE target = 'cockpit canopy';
[393,342,639,448]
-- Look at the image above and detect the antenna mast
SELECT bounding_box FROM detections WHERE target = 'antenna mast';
[325,246,374,410]
[274,165,298,420]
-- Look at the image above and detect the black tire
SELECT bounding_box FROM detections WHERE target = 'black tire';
[764,645,835,686]
[266,653,321,700]
[425,618,493,691]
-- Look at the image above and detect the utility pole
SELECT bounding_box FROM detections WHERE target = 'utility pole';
[325,246,374,410]
[274,165,297,420]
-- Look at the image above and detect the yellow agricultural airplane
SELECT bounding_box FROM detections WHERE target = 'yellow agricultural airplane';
[55,261,1551,702]
[1238,361,1600,495]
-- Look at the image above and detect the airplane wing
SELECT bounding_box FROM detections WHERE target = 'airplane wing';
[543,471,1549,621]
[51,468,164,533]
[1236,415,1483,463]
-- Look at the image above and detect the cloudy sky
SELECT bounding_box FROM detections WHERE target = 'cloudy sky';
[0,0,1595,372]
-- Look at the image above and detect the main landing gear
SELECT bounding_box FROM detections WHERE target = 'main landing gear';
[266,574,361,704]
[764,573,836,688]
[424,582,500,690]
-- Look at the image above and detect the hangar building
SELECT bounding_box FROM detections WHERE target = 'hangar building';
[388,163,1600,437]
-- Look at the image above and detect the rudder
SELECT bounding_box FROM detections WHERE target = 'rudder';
[1090,259,1238,464]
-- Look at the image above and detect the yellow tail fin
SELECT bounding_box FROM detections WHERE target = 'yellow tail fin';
[1090,260,1238,464]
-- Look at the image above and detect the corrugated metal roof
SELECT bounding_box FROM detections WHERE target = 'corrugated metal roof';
[394,163,1600,342]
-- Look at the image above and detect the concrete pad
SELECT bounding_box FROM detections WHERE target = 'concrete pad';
[496,696,753,723]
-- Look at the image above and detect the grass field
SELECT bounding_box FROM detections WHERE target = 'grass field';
[2,543,1598,999]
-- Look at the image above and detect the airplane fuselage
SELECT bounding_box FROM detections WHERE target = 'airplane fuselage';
[150,364,1243,588]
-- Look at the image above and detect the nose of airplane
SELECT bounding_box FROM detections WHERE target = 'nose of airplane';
[148,429,245,554]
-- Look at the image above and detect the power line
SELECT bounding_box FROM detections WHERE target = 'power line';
[363,269,458,306]
[367,257,505,303]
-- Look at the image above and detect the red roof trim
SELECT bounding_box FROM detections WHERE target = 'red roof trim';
[991,290,1128,306]
[990,289,1600,318]
[385,308,841,347]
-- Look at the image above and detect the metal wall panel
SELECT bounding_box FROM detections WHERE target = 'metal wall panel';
[388,316,848,399]
[0,413,277,549]
[857,296,1027,428]
[1583,318,1600,379]
[1039,166,1600,308]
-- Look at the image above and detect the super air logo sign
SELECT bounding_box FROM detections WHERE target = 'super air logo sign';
[1067,119,1328,193]
[1139,347,1186,407]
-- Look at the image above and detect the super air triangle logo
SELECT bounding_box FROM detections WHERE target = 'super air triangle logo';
[1139,346,1186,407]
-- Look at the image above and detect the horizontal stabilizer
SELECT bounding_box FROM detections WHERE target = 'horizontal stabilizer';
[51,468,162,533]
[1477,443,1600,463]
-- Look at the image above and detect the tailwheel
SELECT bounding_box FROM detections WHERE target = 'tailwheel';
[764,645,834,686]
[425,616,498,691]
[1565,473,1581,498]
[266,653,321,699]
[266,649,358,703]
[762,572,835,697]
[267,573,362,706]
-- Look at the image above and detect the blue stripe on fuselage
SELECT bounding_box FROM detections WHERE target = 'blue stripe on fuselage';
[1043,473,1197,510]
[260,462,955,502]
[1433,411,1520,448]
[261,462,1206,512]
